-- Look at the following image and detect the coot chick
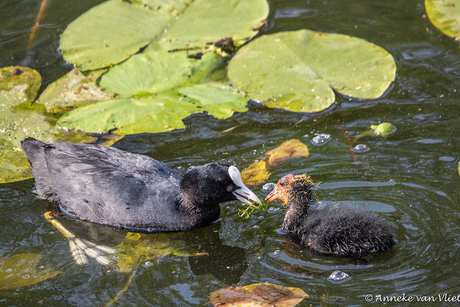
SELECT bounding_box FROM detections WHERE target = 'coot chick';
[266,174,395,258]
[21,137,261,232]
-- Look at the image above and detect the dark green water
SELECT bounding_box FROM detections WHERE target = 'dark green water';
[2,0,460,305]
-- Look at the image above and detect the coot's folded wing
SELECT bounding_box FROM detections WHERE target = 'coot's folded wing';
[43,142,184,231]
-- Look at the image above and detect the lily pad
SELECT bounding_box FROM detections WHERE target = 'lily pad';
[0,253,62,290]
[426,0,460,38]
[209,282,308,307]
[0,66,41,106]
[242,139,309,185]
[160,0,269,50]
[100,44,222,97]
[57,84,249,134]
[370,122,396,136]
[56,94,194,134]
[228,29,396,113]
[177,83,248,119]
[61,0,268,71]
[60,0,185,71]
[37,68,114,112]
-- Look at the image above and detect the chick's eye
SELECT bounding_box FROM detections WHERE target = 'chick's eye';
[279,180,285,186]
[220,180,227,184]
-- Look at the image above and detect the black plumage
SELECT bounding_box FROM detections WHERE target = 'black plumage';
[21,137,260,232]
[266,174,395,258]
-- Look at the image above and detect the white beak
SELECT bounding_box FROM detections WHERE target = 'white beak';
[228,166,262,206]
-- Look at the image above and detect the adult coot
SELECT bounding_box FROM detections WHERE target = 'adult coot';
[266,173,395,258]
[21,137,261,232]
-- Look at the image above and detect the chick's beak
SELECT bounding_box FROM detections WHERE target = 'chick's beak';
[265,186,283,202]
[228,166,262,206]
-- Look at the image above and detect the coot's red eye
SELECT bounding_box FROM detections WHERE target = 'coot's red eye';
[220,180,227,184]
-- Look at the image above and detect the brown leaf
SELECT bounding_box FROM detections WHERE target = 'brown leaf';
[209,282,308,307]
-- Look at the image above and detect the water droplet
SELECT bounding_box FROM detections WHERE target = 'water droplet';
[38,265,45,270]
[262,182,276,192]
[267,206,281,213]
[273,250,280,255]
[310,133,331,146]
[22,274,30,279]
[351,144,370,153]
[252,225,260,229]
[143,261,154,267]
[112,255,120,260]
[6,268,13,273]
[328,270,350,283]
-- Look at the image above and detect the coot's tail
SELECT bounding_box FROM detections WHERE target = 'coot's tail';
[21,137,59,202]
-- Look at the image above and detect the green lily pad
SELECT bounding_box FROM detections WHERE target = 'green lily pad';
[100,43,222,97]
[177,83,248,119]
[370,122,396,136]
[0,253,62,290]
[57,84,248,134]
[0,66,41,107]
[160,0,269,50]
[228,29,396,113]
[37,68,114,112]
[56,94,196,134]
[426,0,460,38]
[61,0,268,71]
[60,0,185,71]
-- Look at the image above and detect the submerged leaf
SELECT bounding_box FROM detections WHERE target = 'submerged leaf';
[242,140,309,185]
[209,282,308,307]
[37,68,114,112]
[426,0,460,39]
[0,253,62,290]
[0,66,41,107]
[228,29,396,112]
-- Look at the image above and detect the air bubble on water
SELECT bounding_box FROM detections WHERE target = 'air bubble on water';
[22,274,30,279]
[38,265,45,270]
[143,261,154,267]
[267,206,281,213]
[328,270,350,283]
[310,134,331,146]
[112,255,120,260]
[273,250,280,255]
[351,144,370,153]
[6,268,12,273]
[262,182,276,192]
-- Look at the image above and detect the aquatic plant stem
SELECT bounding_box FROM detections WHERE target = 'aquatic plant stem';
[26,0,49,64]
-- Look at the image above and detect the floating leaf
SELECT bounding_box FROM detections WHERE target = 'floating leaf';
[242,140,309,185]
[426,0,460,39]
[177,83,249,119]
[100,44,222,97]
[209,282,308,307]
[353,122,396,142]
[57,94,194,134]
[0,66,41,107]
[58,84,249,135]
[160,0,269,50]
[37,68,114,112]
[61,0,268,71]
[60,0,187,71]
[370,122,396,136]
[0,253,62,290]
[228,29,396,112]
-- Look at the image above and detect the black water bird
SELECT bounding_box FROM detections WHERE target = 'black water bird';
[266,173,395,258]
[21,137,261,233]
